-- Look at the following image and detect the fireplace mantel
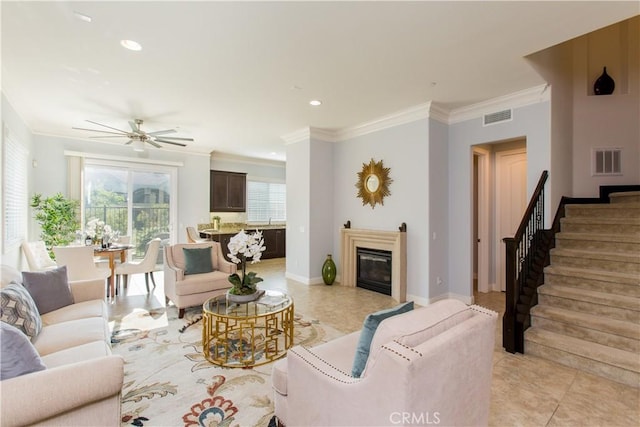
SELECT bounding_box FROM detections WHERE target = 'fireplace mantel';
[340,228,406,302]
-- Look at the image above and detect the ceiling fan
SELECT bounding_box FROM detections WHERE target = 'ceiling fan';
[73,119,193,151]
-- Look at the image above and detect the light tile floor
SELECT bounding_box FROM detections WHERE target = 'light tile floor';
[109,259,639,426]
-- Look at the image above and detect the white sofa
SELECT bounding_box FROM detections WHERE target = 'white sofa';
[164,242,236,318]
[0,265,124,426]
[272,299,497,427]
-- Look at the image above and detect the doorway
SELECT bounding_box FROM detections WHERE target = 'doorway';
[472,139,527,295]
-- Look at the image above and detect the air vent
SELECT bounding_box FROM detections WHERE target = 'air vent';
[593,148,622,175]
[483,109,512,126]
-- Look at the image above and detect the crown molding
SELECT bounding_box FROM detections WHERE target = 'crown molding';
[336,102,432,140]
[280,84,551,145]
[310,127,339,142]
[211,151,285,167]
[281,127,310,144]
[428,102,450,124]
[63,150,184,167]
[448,84,550,124]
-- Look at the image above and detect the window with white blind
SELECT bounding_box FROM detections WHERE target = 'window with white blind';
[2,132,29,252]
[246,180,286,223]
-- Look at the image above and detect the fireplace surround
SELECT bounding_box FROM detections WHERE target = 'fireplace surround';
[340,227,406,302]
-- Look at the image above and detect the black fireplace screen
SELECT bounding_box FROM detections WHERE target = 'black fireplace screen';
[356,247,392,296]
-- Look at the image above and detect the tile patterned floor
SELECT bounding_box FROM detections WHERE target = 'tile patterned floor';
[109,259,639,426]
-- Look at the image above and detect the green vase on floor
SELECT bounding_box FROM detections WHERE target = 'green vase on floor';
[322,254,336,285]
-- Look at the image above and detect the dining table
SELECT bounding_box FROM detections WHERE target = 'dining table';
[94,244,134,298]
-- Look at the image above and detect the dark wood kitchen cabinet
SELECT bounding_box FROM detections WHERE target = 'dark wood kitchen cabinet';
[210,170,246,212]
[261,228,286,259]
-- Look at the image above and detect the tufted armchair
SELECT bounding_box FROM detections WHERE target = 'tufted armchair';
[272,299,497,427]
[163,242,236,318]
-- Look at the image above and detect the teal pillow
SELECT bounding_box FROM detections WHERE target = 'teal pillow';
[351,301,414,377]
[183,247,213,275]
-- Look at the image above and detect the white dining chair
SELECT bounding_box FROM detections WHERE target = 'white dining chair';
[22,241,57,271]
[186,226,206,243]
[115,238,161,293]
[53,245,111,292]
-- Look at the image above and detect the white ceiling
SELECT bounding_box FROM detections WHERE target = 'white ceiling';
[2,1,638,161]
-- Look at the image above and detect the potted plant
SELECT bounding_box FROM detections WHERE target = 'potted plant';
[30,193,80,257]
[226,229,266,302]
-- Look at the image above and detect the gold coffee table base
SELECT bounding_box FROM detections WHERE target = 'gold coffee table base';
[202,291,294,368]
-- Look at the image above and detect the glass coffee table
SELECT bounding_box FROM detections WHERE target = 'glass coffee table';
[202,289,294,367]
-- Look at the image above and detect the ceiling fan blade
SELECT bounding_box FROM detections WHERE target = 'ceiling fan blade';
[147,129,177,136]
[72,127,127,135]
[85,120,130,134]
[128,120,139,132]
[89,135,130,139]
[154,136,194,141]
[155,138,187,147]
[148,140,162,148]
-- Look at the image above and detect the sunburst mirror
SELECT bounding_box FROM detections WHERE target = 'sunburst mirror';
[356,158,392,208]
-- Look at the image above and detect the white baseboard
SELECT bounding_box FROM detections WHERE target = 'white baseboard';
[284,271,325,285]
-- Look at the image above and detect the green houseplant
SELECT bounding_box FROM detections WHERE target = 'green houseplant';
[30,193,80,256]
[226,229,266,296]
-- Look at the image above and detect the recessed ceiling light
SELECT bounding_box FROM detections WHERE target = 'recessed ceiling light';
[121,39,142,51]
[73,11,92,23]
[309,100,322,106]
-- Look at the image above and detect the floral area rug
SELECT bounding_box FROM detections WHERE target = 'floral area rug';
[110,305,343,427]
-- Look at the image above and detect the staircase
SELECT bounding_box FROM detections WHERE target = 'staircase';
[524,192,640,388]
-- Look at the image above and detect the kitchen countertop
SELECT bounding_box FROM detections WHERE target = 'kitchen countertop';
[199,225,286,235]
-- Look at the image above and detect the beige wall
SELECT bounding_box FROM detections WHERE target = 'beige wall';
[528,16,639,200]
[572,16,640,197]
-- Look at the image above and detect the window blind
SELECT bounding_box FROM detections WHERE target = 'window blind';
[3,134,28,252]
[247,181,286,222]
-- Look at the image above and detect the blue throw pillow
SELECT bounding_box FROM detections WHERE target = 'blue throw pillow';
[351,301,414,377]
[183,247,213,275]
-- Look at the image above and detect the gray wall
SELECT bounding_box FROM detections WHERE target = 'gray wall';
[447,101,552,300]
[333,119,431,302]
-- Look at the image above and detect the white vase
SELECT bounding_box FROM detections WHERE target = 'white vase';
[226,289,264,303]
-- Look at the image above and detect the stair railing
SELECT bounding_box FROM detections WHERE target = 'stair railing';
[503,170,548,354]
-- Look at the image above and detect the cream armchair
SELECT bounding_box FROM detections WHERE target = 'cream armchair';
[272,299,497,427]
[164,242,236,318]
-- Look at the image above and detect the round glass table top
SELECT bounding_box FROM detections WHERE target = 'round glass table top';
[203,289,292,318]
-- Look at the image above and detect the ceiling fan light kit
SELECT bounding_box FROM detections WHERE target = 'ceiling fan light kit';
[73,118,193,151]
[132,140,145,152]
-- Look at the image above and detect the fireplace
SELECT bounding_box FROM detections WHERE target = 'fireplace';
[340,227,406,302]
[357,248,392,295]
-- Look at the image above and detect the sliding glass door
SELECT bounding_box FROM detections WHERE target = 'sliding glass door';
[83,160,176,261]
